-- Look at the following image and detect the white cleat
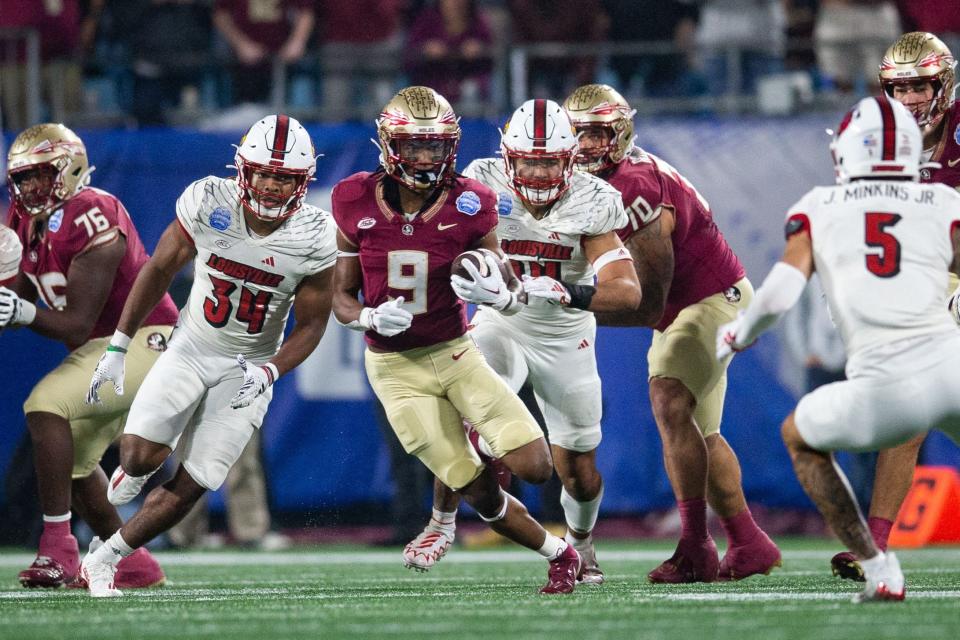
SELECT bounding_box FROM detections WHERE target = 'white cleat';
[107,466,156,506]
[80,550,122,598]
[853,552,906,603]
[572,538,605,585]
[403,525,454,572]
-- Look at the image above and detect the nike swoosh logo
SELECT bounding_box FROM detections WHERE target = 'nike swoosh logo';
[949,158,960,167]
[451,349,468,360]
[481,286,500,295]
[437,223,458,231]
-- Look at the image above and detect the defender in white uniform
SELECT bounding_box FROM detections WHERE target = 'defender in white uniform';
[403,100,641,582]
[80,115,337,597]
[717,97,960,603]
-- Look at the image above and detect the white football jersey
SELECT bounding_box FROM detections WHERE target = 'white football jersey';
[463,158,627,333]
[175,176,337,360]
[787,180,960,362]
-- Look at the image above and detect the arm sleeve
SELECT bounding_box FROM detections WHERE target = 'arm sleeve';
[735,262,809,347]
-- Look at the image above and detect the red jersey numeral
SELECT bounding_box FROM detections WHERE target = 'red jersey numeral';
[203,275,273,334]
[864,212,902,278]
[513,260,561,279]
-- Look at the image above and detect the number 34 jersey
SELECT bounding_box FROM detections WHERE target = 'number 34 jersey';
[786,180,960,361]
[176,176,337,360]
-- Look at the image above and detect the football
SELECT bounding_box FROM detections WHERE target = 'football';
[451,250,490,280]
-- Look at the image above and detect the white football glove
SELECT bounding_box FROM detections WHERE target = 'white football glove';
[0,286,36,328]
[86,331,131,404]
[359,296,413,337]
[451,254,515,310]
[0,226,22,282]
[715,312,754,360]
[521,275,571,306]
[230,354,278,409]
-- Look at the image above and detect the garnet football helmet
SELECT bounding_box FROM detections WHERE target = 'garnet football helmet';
[879,32,956,136]
[830,96,921,184]
[6,123,92,217]
[563,84,636,174]
[234,114,316,222]
[500,99,579,207]
[376,86,461,191]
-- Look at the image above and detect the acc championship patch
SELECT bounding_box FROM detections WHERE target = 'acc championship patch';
[48,209,64,233]
[456,191,481,216]
[209,207,232,231]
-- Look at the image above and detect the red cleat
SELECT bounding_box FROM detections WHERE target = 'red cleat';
[718,531,782,581]
[830,551,866,582]
[465,422,512,490]
[18,534,79,588]
[540,544,582,594]
[648,537,720,584]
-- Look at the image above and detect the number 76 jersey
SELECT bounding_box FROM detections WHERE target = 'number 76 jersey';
[786,180,960,360]
[176,176,337,360]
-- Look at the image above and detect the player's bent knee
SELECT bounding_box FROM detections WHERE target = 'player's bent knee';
[440,458,484,491]
[780,413,805,450]
[119,435,169,475]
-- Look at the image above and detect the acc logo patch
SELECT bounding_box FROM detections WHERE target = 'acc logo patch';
[48,209,64,233]
[209,207,232,231]
[496,192,513,216]
[146,332,168,352]
[456,191,481,216]
[358,217,377,229]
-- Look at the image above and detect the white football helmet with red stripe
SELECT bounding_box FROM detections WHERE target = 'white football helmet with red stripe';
[234,114,316,221]
[830,96,921,184]
[500,99,579,206]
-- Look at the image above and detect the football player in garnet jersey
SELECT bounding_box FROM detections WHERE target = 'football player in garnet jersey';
[563,84,781,583]
[332,86,583,594]
[718,96,960,603]
[2,123,173,589]
[826,31,960,582]
[402,99,641,585]
[79,114,336,597]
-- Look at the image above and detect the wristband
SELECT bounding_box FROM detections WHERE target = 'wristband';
[109,330,132,351]
[16,299,36,325]
[263,362,280,385]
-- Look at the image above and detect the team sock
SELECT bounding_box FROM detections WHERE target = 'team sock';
[678,497,709,541]
[719,508,762,547]
[868,517,894,552]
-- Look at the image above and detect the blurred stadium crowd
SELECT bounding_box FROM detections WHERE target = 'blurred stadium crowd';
[2,0,958,129]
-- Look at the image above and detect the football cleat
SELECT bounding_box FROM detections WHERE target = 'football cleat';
[18,555,70,589]
[107,465,156,506]
[403,525,454,572]
[831,551,866,582]
[573,539,604,585]
[648,536,720,584]
[79,550,122,598]
[540,544,582,594]
[465,422,512,490]
[853,552,906,603]
[718,530,782,581]
[71,538,167,589]
[18,533,80,588]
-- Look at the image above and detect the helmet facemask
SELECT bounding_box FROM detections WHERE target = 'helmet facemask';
[233,114,316,222]
[376,86,462,192]
[878,32,956,137]
[502,148,575,207]
[6,123,92,218]
[563,84,636,174]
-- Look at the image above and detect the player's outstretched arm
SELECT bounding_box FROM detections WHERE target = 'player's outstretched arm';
[716,231,814,359]
[7,236,126,342]
[596,210,675,327]
[116,220,195,338]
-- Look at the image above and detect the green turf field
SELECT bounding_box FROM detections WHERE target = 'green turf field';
[0,540,957,640]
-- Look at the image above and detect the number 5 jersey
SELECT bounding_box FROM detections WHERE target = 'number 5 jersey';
[175,176,337,360]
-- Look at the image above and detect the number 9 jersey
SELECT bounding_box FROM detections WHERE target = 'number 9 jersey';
[175,176,337,360]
